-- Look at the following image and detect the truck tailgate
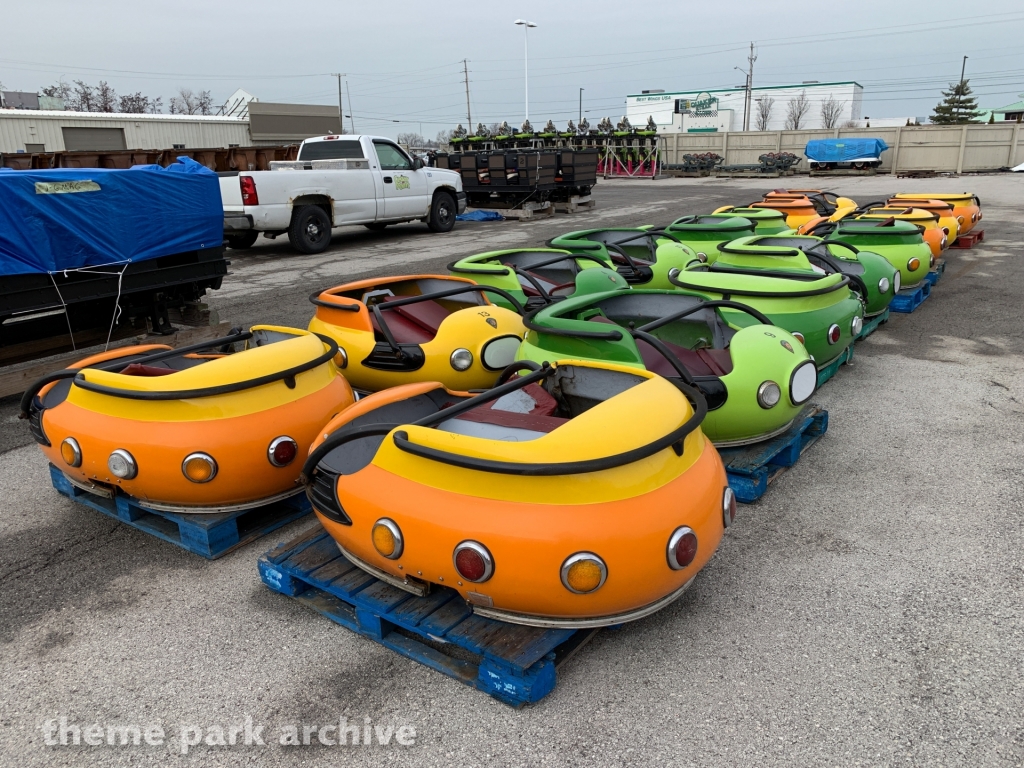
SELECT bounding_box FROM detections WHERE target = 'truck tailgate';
[217,172,243,211]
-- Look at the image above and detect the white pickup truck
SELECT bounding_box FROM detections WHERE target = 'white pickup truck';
[219,134,466,254]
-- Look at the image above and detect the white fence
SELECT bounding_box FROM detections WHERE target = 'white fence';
[658,124,1024,174]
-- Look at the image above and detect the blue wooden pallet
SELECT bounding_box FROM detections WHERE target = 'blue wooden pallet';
[857,309,889,341]
[718,405,829,504]
[816,343,853,388]
[889,280,931,314]
[925,258,945,286]
[50,464,311,559]
[258,526,598,707]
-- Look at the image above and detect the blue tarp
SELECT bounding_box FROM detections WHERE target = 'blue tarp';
[0,157,222,276]
[456,210,504,222]
[804,138,889,163]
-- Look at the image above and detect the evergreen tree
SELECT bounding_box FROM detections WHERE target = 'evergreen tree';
[930,79,983,124]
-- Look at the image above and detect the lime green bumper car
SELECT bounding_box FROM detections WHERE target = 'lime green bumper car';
[715,235,899,317]
[661,215,756,264]
[709,207,793,234]
[518,284,818,446]
[805,218,932,290]
[667,263,863,374]
[547,228,696,289]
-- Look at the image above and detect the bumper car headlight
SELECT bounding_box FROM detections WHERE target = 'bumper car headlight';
[852,315,863,336]
[450,348,473,371]
[722,487,737,529]
[893,270,901,293]
[757,381,781,409]
[878,277,890,294]
[108,449,138,480]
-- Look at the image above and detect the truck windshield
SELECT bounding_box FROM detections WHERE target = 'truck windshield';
[298,140,364,161]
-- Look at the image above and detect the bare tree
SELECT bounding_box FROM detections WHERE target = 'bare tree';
[41,79,73,104]
[397,132,426,146]
[149,96,164,114]
[755,97,774,131]
[69,80,98,112]
[841,119,860,129]
[119,92,153,113]
[195,90,213,116]
[784,91,810,130]
[435,129,454,146]
[96,81,118,112]
[820,96,845,129]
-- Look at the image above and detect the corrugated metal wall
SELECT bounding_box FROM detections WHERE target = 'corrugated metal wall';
[657,124,1024,173]
[0,112,251,153]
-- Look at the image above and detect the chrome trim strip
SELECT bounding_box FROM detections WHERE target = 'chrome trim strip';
[138,486,303,514]
[333,541,429,597]
[470,577,696,629]
[61,471,113,499]
[712,417,796,448]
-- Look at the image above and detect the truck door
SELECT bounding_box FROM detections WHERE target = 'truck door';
[371,140,430,219]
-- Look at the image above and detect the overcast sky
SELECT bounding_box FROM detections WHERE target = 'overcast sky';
[2,1,1022,139]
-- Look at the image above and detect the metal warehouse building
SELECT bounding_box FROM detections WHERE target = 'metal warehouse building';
[627,81,863,133]
[0,102,343,154]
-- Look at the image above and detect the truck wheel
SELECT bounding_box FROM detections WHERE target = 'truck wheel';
[364,223,388,231]
[225,231,259,250]
[288,205,332,254]
[427,191,457,233]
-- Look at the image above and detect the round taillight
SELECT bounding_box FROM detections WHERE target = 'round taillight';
[453,541,494,583]
[182,452,218,483]
[371,518,403,559]
[560,553,607,594]
[722,487,737,529]
[334,347,348,369]
[792,331,805,344]
[108,449,138,480]
[908,257,921,272]
[827,324,841,345]
[696,252,708,262]
[667,527,698,570]
[60,437,82,468]
[268,436,298,467]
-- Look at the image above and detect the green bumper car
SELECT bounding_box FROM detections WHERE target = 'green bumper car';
[447,248,615,311]
[519,285,818,446]
[710,207,793,234]
[667,263,863,374]
[805,218,932,289]
[662,215,756,264]
[547,228,696,289]
[716,235,899,317]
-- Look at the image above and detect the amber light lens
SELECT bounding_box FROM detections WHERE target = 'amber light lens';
[561,553,607,594]
[60,438,82,467]
[371,519,403,559]
[182,453,217,483]
[908,257,921,272]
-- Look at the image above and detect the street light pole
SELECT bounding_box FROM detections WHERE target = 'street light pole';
[330,73,346,133]
[956,55,968,121]
[514,19,537,123]
[579,87,584,125]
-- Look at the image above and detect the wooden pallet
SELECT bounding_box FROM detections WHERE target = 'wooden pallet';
[858,309,889,340]
[951,229,984,249]
[50,464,311,559]
[713,169,780,179]
[889,281,932,314]
[816,342,854,388]
[718,405,829,504]
[808,168,879,176]
[925,258,946,286]
[553,195,596,214]
[258,526,597,707]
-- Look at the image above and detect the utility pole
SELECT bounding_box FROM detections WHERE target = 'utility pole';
[331,73,345,133]
[956,55,968,121]
[579,87,584,125]
[345,79,356,134]
[744,42,756,132]
[463,59,472,127]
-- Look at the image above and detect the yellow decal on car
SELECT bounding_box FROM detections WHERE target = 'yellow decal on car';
[394,175,410,190]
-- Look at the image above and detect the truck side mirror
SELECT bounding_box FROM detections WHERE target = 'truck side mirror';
[413,157,424,170]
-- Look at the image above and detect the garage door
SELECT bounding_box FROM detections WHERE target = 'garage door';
[61,127,127,152]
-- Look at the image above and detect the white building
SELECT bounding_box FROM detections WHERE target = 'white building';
[627,81,864,133]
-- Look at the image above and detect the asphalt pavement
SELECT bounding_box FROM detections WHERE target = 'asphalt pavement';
[1,174,1022,767]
